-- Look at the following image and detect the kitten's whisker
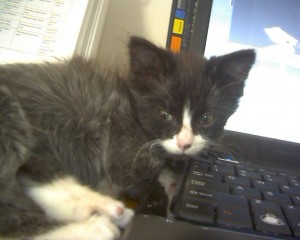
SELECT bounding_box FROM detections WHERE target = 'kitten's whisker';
[206,140,242,161]
[131,139,161,168]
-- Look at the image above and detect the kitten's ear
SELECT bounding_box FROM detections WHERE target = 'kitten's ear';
[209,49,256,83]
[208,49,256,97]
[128,37,175,80]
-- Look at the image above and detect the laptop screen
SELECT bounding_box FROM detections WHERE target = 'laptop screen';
[203,0,300,144]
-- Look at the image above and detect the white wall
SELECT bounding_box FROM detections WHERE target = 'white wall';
[96,0,172,65]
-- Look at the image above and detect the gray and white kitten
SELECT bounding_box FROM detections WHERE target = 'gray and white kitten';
[0,37,255,239]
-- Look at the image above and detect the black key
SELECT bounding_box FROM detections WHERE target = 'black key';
[292,196,300,205]
[188,178,229,192]
[250,199,281,212]
[280,185,300,196]
[190,170,223,182]
[177,199,215,223]
[263,191,292,204]
[279,172,298,180]
[288,179,300,187]
[217,205,253,229]
[236,164,256,172]
[287,216,300,237]
[212,165,235,175]
[214,193,248,208]
[191,161,210,171]
[184,185,223,202]
[231,185,261,199]
[282,204,300,217]
[237,170,262,180]
[224,175,251,187]
[252,180,278,192]
[258,168,277,175]
[253,209,291,235]
[263,174,288,185]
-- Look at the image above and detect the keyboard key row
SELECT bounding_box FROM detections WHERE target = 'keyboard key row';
[176,159,300,238]
[188,180,299,206]
[190,168,300,194]
[192,160,300,181]
[178,197,297,236]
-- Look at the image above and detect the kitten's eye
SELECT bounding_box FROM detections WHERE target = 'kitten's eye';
[159,110,174,122]
[198,113,215,127]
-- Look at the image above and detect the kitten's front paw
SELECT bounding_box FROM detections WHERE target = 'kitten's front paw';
[27,177,135,226]
[80,215,121,240]
[90,198,134,229]
[83,193,134,227]
[68,191,135,227]
[70,187,135,228]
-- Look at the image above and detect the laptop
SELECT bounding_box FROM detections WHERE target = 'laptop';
[121,0,300,239]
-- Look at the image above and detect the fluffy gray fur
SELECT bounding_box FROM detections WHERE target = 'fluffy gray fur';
[0,37,255,238]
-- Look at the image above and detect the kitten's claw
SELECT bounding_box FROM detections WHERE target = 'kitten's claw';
[105,201,126,218]
[112,208,134,228]
[105,201,134,228]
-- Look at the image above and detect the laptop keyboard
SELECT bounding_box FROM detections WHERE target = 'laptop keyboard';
[174,158,300,238]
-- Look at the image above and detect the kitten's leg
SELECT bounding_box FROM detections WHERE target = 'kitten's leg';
[158,168,178,200]
[0,186,64,239]
[135,169,177,216]
[0,177,132,239]
[0,86,55,238]
[0,190,121,240]
[0,85,32,182]
[0,86,131,239]
[24,176,134,228]
[34,215,120,240]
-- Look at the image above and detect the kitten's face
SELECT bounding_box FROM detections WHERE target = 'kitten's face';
[128,37,255,156]
[159,105,207,155]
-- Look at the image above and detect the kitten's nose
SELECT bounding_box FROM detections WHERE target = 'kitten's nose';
[181,143,191,151]
[177,142,192,151]
[176,127,193,152]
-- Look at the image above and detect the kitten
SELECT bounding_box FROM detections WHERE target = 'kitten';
[0,37,255,239]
